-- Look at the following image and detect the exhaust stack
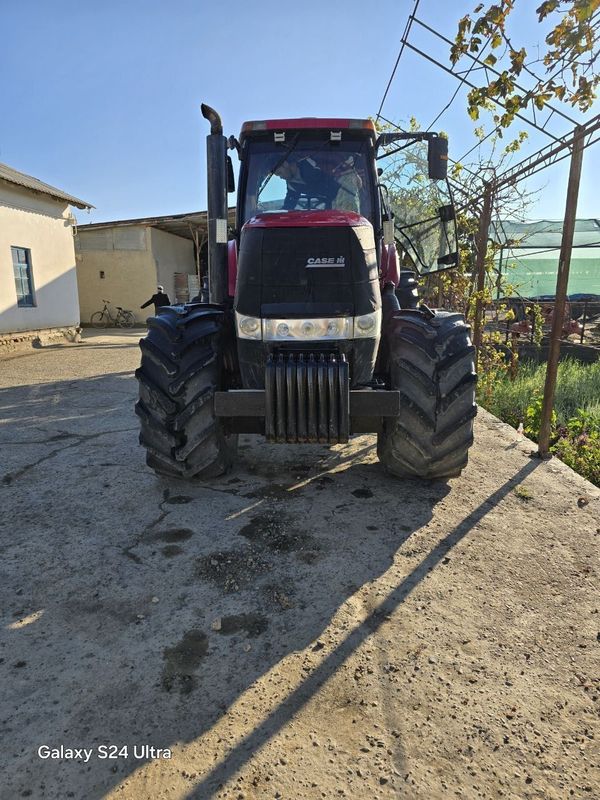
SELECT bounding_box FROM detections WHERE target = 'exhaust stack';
[201,103,228,305]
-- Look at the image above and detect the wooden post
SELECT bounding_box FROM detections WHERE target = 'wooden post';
[538,126,585,457]
[472,183,494,371]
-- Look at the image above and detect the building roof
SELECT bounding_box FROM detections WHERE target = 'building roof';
[78,208,236,241]
[0,161,93,210]
[492,218,600,249]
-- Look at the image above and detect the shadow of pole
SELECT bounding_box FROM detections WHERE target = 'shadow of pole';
[186,458,540,798]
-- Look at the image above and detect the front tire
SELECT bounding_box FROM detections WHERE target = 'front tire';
[90,311,107,328]
[135,306,238,479]
[377,309,477,480]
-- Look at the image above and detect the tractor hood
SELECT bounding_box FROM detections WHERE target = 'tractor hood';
[234,210,381,319]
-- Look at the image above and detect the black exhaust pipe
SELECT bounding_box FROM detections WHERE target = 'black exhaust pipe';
[201,103,228,305]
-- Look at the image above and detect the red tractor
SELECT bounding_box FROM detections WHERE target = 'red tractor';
[135,105,476,480]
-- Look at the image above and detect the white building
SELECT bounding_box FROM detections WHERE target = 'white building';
[0,162,92,341]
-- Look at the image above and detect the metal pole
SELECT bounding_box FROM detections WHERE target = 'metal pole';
[472,183,494,371]
[580,300,587,344]
[538,126,585,457]
[496,246,504,300]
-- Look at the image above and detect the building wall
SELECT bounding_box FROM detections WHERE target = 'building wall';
[0,182,80,333]
[75,225,156,324]
[149,227,195,303]
[75,226,196,324]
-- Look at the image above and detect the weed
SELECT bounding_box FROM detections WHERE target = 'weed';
[514,485,534,501]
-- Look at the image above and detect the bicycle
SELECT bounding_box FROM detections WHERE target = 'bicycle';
[90,300,136,329]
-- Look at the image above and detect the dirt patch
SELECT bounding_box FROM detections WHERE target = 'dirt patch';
[162,545,183,557]
[161,630,208,694]
[122,548,142,564]
[216,613,269,638]
[261,583,296,611]
[240,514,318,553]
[295,550,322,565]
[238,512,319,557]
[195,548,272,593]
[352,488,374,498]
[156,528,194,543]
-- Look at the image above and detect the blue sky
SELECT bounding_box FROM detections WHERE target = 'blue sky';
[1,0,597,224]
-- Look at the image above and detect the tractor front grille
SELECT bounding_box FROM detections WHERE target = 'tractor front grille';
[265,352,349,444]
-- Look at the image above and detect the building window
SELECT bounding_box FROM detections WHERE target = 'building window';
[99,270,105,279]
[11,247,35,307]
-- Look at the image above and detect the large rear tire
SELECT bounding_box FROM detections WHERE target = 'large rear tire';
[135,306,238,479]
[377,309,477,480]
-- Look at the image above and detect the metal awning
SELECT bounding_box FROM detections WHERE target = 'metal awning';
[77,208,236,242]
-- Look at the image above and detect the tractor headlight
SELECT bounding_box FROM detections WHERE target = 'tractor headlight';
[239,312,381,341]
[353,310,381,338]
[236,312,262,340]
[263,317,353,341]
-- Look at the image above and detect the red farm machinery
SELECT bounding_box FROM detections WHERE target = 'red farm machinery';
[135,105,477,480]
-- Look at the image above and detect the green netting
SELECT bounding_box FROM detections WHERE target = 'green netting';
[498,255,600,296]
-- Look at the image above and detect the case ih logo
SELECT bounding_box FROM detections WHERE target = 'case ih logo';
[305,257,346,268]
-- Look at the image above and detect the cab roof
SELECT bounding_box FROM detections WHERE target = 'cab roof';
[240,118,376,142]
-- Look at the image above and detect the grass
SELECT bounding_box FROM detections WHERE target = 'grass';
[479,357,600,487]
[480,358,600,430]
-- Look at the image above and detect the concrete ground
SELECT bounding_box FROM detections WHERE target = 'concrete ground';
[1,330,598,800]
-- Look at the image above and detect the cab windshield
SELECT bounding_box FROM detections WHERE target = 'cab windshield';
[241,138,374,224]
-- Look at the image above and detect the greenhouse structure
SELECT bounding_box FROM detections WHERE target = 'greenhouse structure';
[492,218,600,299]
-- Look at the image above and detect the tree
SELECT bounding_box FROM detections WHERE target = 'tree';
[375,118,539,317]
[451,0,600,128]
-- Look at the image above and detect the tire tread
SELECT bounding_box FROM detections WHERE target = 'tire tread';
[135,306,237,479]
[378,309,477,480]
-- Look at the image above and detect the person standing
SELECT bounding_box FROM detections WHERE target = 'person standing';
[141,285,171,314]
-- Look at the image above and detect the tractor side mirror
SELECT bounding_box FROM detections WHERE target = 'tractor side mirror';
[226,156,235,193]
[428,136,448,181]
[376,131,449,181]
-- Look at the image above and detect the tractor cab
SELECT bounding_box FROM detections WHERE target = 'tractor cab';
[236,119,378,228]
[233,118,457,279]
[231,120,383,392]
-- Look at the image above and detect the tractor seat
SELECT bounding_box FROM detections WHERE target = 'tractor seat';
[116,306,123,310]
